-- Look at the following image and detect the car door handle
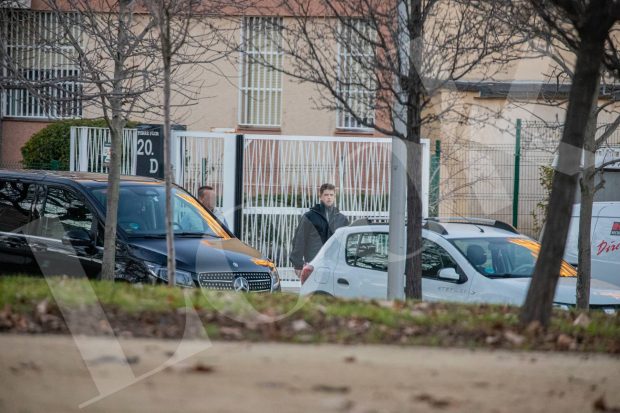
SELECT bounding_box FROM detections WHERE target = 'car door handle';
[337,278,349,286]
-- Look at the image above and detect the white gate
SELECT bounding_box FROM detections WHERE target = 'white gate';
[70,126,137,174]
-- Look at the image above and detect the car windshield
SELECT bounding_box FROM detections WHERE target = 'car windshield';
[89,184,230,239]
[450,237,576,278]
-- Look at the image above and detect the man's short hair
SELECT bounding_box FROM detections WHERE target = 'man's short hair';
[198,185,214,198]
[319,183,336,195]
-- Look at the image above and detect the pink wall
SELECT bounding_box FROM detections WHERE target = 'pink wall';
[1,120,50,167]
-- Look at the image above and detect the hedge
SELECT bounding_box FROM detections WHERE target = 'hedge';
[20,118,137,170]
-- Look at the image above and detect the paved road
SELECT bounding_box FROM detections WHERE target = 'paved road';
[1,334,618,413]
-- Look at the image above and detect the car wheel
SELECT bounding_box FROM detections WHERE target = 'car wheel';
[311,291,333,297]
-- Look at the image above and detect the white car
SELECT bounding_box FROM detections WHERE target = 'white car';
[299,218,620,312]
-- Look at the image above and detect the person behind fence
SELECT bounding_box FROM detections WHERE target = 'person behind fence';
[197,185,229,229]
[290,183,349,280]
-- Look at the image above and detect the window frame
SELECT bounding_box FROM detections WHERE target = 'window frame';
[421,238,463,283]
[344,231,466,283]
[345,231,389,272]
[0,179,40,233]
[37,184,97,241]
[336,18,376,131]
[238,16,284,128]
[1,10,82,120]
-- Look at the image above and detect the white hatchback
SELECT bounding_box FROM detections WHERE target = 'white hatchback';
[299,218,620,312]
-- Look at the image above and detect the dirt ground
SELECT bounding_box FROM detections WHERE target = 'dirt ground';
[1,334,619,413]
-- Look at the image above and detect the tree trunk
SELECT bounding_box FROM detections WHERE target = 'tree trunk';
[576,97,599,310]
[403,0,423,300]
[520,29,606,327]
[161,10,176,286]
[101,2,130,281]
[405,139,423,299]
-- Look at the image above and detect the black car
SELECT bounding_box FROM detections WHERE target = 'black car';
[0,170,280,292]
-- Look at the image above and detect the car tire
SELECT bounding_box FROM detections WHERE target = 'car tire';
[311,290,333,297]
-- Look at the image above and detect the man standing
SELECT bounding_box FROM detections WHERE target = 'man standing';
[290,183,349,279]
[197,185,229,228]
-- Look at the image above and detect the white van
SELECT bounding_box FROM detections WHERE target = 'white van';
[564,202,620,287]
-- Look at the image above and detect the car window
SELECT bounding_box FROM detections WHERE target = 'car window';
[89,185,229,238]
[0,180,37,232]
[450,237,577,278]
[41,187,94,240]
[345,232,389,272]
[422,239,458,278]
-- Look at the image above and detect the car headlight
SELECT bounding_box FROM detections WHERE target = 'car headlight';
[145,262,194,288]
[252,257,280,292]
[270,267,281,291]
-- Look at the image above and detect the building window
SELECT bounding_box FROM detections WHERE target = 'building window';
[337,19,376,130]
[1,10,82,119]
[239,17,283,128]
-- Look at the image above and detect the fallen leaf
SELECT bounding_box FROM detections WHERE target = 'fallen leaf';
[413,302,431,311]
[36,299,49,316]
[89,355,139,366]
[376,301,393,309]
[504,331,526,346]
[126,356,140,365]
[312,384,350,394]
[526,320,543,335]
[190,363,215,374]
[410,310,426,318]
[292,319,311,332]
[220,326,244,339]
[414,393,452,408]
[320,398,354,412]
[343,356,356,363]
[573,313,591,328]
[485,335,501,345]
[557,334,576,350]
[594,395,620,412]
[9,361,41,374]
[257,381,287,389]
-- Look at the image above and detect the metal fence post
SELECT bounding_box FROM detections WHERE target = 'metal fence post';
[70,126,76,171]
[78,127,88,172]
[234,134,244,238]
[430,140,441,217]
[222,134,237,232]
[512,119,522,228]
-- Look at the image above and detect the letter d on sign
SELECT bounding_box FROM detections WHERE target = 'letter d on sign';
[150,158,159,174]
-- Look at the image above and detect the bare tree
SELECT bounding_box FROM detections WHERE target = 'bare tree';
[36,0,160,280]
[232,0,522,298]
[144,0,247,285]
[145,0,191,286]
[493,3,620,311]
[518,0,620,327]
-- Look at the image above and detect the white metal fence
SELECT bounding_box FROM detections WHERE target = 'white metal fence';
[71,127,430,284]
[70,127,137,174]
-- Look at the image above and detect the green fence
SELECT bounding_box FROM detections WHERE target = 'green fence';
[435,120,620,238]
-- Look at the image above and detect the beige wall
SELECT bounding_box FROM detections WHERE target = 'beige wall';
[2,12,618,164]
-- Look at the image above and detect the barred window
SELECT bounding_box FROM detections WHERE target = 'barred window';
[239,17,283,128]
[337,19,376,130]
[1,10,82,119]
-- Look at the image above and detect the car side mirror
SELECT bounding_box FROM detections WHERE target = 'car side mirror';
[62,229,93,247]
[438,267,460,282]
